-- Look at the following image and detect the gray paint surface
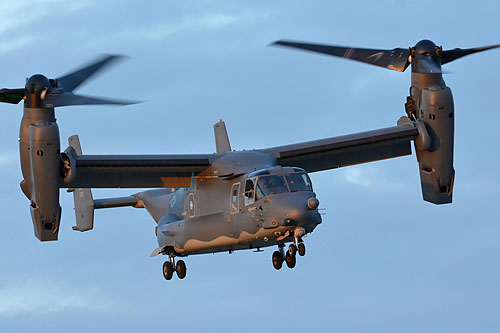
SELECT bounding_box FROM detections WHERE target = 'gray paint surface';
[0,1,499,332]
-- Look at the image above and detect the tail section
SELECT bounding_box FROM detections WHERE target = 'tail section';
[67,135,143,231]
[68,135,95,231]
[214,120,231,153]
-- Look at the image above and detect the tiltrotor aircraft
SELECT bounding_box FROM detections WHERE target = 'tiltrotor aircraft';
[1,39,498,280]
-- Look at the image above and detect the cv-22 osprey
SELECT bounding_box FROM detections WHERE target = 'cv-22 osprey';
[1,39,498,280]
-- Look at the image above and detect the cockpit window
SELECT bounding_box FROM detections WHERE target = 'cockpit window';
[245,170,313,201]
[248,169,270,177]
[255,175,288,199]
[285,173,313,192]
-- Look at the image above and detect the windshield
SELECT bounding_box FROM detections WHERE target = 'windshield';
[250,171,313,201]
[255,175,288,199]
[286,173,313,192]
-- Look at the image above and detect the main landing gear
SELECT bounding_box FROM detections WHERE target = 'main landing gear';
[163,255,187,280]
[272,238,306,270]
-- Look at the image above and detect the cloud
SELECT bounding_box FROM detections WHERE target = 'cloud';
[0,152,18,167]
[0,278,117,317]
[458,178,500,196]
[0,36,33,55]
[0,0,90,54]
[344,167,372,187]
[339,165,407,191]
[112,11,269,42]
[0,0,89,29]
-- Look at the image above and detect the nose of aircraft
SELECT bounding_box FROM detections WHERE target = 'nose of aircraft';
[262,192,321,230]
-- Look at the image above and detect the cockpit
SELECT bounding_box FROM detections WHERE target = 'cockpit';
[244,167,313,205]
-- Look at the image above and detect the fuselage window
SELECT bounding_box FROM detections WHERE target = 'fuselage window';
[230,182,240,214]
[188,193,195,217]
[244,178,256,205]
[286,172,313,192]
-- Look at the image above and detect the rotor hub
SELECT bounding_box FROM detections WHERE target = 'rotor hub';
[411,39,443,74]
[25,74,51,108]
[414,39,439,56]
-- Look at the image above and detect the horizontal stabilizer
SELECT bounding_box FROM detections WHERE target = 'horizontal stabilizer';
[94,196,138,209]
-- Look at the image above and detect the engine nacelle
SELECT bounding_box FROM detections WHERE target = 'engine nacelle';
[29,120,62,241]
[414,87,455,204]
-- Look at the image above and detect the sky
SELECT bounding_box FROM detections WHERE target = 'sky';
[0,0,499,332]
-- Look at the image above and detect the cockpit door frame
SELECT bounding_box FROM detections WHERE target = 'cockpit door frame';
[230,182,240,214]
[244,177,257,206]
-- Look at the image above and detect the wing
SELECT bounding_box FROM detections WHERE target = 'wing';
[62,154,216,188]
[259,125,419,172]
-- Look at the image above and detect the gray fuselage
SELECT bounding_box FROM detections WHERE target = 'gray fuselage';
[135,151,322,257]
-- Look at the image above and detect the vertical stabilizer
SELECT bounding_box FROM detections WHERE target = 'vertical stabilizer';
[68,135,95,231]
[214,120,232,153]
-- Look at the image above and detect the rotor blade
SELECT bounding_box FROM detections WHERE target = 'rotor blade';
[442,44,500,65]
[272,40,410,72]
[43,92,139,108]
[56,54,126,92]
[0,88,25,104]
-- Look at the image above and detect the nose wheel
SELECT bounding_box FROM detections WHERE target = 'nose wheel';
[163,261,174,280]
[298,242,306,256]
[176,260,187,279]
[272,241,306,270]
[285,251,296,268]
[272,251,284,270]
[162,255,187,280]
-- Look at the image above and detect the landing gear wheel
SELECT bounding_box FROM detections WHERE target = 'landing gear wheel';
[298,243,306,257]
[288,244,297,257]
[163,261,174,280]
[285,251,296,268]
[176,260,187,279]
[272,251,284,270]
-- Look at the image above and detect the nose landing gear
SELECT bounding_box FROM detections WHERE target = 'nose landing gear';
[162,254,187,280]
[271,237,306,270]
[293,228,306,257]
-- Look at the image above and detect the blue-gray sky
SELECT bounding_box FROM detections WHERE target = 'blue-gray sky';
[1,1,499,332]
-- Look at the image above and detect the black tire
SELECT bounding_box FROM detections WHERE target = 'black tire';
[298,243,306,257]
[163,261,174,280]
[285,251,296,269]
[288,244,297,257]
[272,251,283,270]
[176,260,187,279]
